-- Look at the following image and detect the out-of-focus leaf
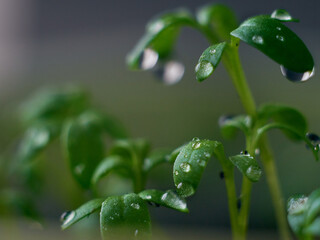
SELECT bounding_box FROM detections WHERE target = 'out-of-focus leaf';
[195,42,226,82]
[219,115,252,139]
[304,217,320,236]
[143,149,171,173]
[257,104,307,141]
[231,16,314,75]
[92,156,132,186]
[287,194,308,235]
[17,121,60,163]
[270,9,299,22]
[21,86,88,124]
[61,198,104,230]
[100,193,151,240]
[138,189,188,213]
[173,138,216,197]
[127,9,197,70]
[229,154,262,182]
[196,4,238,41]
[62,113,105,189]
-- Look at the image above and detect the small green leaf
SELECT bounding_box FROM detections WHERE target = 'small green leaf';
[92,156,132,186]
[100,193,151,240]
[257,104,307,141]
[143,149,171,173]
[229,154,262,182]
[21,86,88,124]
[195,42,227,82]
[304,217,320,236]
[138,189,188,213]
[166,144,186,163]
[196,4,238,41]
[127,10,197,70]
[287,194,308,235]
[17,121,60,163]
[80,110,128,139]
[173,138,216,197]
[231,15,314,75]
[109,139,150,162]
[63,113,105,189]
[219,115,252,139]
[270,9,299,22]
[61,198,104,230]
[305,188,320,224]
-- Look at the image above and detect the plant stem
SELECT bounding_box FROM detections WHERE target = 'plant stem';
[222,43,290,240]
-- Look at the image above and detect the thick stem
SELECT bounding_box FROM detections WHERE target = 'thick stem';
[259,137,291,240]
[223,43,290,240]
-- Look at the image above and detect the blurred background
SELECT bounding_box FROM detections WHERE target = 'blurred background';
[0,0,319,239]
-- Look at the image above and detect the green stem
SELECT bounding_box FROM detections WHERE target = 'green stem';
[259,136,291,240]
[223,167,242,239]
[222,43,290,240]
[132,153,145,193]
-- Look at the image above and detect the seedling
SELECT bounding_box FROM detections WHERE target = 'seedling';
[128,3,317,240]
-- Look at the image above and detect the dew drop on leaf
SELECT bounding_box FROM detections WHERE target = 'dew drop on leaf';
[246,166,262,181]
[276,35,285,42]
[130,203,140,210]
[192,137,200,141]
[280,65,315,82]
[195,61,214,80]
[180,162,191,172]
[197,159,206,167]
[174,170,179,176]
[271,9,294,21]
[60,211,75,226]
[192,142,201,149]
[209,49,216,54]
[252,35,264,45]
[139,48,159,70]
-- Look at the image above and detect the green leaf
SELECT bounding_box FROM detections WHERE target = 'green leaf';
[219,115,252,139]
[17,121,60,163]
[80,110,128,139]
[127,9,197,70]
[143,149,171,173]
[304,217,320,236]
[166,144,186,163]
[138,189,188,213]
[270,9,299,22]
[195,42,227,82]
[92,156,132,186]
[229,154,262,182]
[287,194,308,235]
[230,15,314,74]
[100,193,151,240]
[173,138,216,197]
[257,104,307,141]
[305,188,320,224]
[21,86,88,124]
[63,113,105,189]
[196,4,238,41]
[61,198,104,230]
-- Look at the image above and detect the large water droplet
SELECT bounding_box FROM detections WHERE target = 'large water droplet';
[192,137,200,141]
[139,48,159,70]
[252,35,264,45]
[176,182,195,197]
[280,65,315,82]
[155,61,185,85]
[161,192,168,201]
[60,211,75,226]
[271,9,295,21]
[192,142,201,149]
[195,61,214,81]
[197,159,206,167]
[209,49,216,54]
[130,203,140,210]
[180,162,191,173]
[246,166,262,181]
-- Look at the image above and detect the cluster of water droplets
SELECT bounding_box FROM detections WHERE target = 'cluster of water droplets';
[138,48,185,85]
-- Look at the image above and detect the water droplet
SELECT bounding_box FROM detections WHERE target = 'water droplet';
[145,195,152,200]
[184,154,188,158]
[218,115,234,127]
[276,27,281,31]
[176,182,195,197]
[139,48,159,70]
[246,166,262,181]
[109,216,114,220]
[180,162,191,173]
[161,192,168,201]
[154,61,184,85]
[192,137,200,141]
[219,171,224,180]
[306,133,320,142]
[134,229,139,236]
[148,21,164,33]
[75,164,85,175]
[255,149,260,155]
[130,203,140,210]
[240,150,248,155]
[276,35,284,42]
[271,9,294,21]
[174,170,179,176]
[197,159,206,167]
[280,65,315,82]
[195,61,214,80]
[252,35,264,44]
[192,142,201,149]
[60,211,75,226]
[204,152,211,158]
[209,49,216,54]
